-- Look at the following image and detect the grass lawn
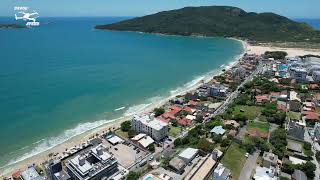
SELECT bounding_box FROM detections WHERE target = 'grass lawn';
[221,143,247,180]
[233,105,262,120]
[247,121,269,133]
[169,126,182,137]
[115,129,128,138]
[287,111,301,120]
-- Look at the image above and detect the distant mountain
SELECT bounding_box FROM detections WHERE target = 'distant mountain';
[95,6,320,44]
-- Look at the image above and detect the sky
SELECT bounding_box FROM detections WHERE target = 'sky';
[0,0,319,18]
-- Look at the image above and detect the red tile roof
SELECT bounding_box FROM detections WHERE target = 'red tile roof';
[183,106,193,114]
[178,117,192,126]
[303,111,320,121]
[255,95,269,103]
[168,105,182,115]
[315,93,320,101]
[309,84,319,90]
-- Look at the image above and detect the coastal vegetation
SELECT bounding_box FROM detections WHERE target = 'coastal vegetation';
[264,51,288,60]
[96,6,320,45]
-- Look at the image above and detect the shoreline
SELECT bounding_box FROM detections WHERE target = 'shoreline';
[0,37,245,177]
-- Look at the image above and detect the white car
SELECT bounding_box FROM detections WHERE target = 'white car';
[245,153,249,158]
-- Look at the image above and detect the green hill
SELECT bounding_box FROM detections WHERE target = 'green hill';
[95,6,320,44]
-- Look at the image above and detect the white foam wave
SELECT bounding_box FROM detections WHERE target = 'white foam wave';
[114,106,126,111]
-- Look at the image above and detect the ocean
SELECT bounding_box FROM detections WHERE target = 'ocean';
[0,17,244,169]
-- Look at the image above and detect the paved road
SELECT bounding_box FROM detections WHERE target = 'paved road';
[238,151,259,180]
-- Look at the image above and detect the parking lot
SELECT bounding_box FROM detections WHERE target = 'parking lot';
[102,139,148,168]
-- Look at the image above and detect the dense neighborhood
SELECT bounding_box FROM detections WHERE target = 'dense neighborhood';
[4,52,320,180]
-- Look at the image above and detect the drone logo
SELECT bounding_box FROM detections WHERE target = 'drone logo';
[14,6,40,26]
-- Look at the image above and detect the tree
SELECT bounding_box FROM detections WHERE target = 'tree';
[128,129,136,138]
[298,161,316,179]
[171,119,178,127]
[174,138,182,147]
[120,121,131,132]
[264,51,288,60]
[154,107,165,117]
[148,144,155,152]
[270,129,287,158]
[126,171,140,180]
[220,138,231,147]
[197,138,215,152]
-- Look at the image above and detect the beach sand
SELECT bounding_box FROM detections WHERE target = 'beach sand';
[246,44,320,57]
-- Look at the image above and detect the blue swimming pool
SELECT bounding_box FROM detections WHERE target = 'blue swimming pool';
[278,64,288,71]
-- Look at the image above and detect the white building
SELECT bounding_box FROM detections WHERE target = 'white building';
[132,115,168,141]
[178,148,199,163]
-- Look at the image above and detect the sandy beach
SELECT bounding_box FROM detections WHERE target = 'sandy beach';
[246,44,320,57]
[1,39,320,178]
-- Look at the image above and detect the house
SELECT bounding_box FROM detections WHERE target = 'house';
[210,126,226,135]
[289,91,301,112]
[287,121,305,140]
[302,111,320,121]
[255,95,269,105]
[253,166,277,180]
[292,170,307,180]
[169,157,186,174]
[132,115,169,141]
[269,92,280,102]
[224,120,240,128]
[138,136,154,149]
[262,152,278,168]
[212,163,231,180]
[209,84,227,97]
[177,117,192,126]
[302,102,316,111]
[178,148,199,163]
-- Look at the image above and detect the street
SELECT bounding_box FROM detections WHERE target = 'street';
[238,151,259,180]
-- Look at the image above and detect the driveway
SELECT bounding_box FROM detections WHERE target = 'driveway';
[238,151,259,180]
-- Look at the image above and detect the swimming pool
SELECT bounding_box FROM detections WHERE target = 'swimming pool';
[278,64,288,71]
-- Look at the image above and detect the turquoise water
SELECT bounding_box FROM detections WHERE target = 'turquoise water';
[0,17,244,169]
